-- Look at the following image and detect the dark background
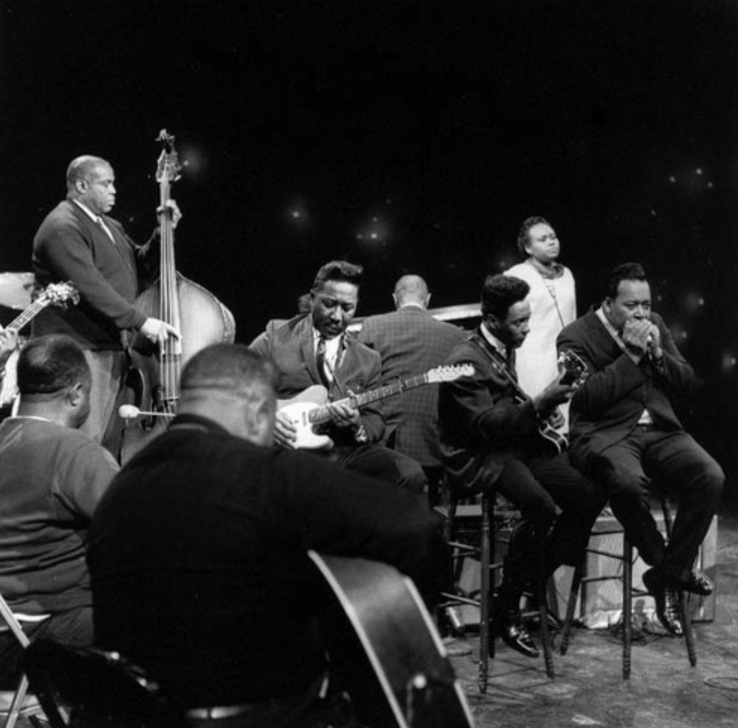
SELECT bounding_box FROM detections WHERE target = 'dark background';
[2,0,737,496]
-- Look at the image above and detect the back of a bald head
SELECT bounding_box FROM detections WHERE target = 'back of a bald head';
[393,274,429,309]
[180,344,276,405]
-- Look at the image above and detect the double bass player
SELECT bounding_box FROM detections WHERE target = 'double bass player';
[32,154,181,452]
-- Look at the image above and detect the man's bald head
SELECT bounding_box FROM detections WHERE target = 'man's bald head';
[392,275,430,310]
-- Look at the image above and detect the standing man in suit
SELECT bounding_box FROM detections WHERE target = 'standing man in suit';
[32,155,180,450]
[359,274,465,500]
[557,262,723,635]
[250,260,426,492]
[439,274,604,658]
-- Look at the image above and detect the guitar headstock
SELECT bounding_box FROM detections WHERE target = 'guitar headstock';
[558,349,588,387]
[427,363,474,383]
[40,282,80,308]
[156,129,182,185]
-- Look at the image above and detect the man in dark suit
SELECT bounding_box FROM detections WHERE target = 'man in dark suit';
[358,274,465,497]
[439,274,604,658]
[250,260,426,492]
[557,262,723,635]
[32,155,179,450]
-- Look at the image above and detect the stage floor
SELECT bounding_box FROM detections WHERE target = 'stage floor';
[448,508,738,728]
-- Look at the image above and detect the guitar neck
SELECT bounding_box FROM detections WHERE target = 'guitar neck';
[309,372,430,425]
[6,298,50,333]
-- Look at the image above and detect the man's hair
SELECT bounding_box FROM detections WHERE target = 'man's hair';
[481,274,530,319]
[66,155,109,192]
[603,262,648,300]
[180,344,277,405]
[311,260,363,293]
[17,335,90,395]
[516,216,552,257]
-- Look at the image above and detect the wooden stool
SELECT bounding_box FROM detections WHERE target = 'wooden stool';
[560,496,697,679]
[438,490,555,693]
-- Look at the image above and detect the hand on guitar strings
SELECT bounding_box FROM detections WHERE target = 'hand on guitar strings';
[533,373,577,420]
[325,397,362,431]
[139,317,181,346]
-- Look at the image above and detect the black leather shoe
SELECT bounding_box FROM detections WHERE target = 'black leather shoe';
[680,568,713,596]
[494,612,540,658]
[496,620,540,658]
[643,570,684,636]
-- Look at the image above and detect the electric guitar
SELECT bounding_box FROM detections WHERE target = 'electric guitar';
[507,349,587,454]
[309,551,475,728]
[2,282,79,335]
[278,364,474,450]
[0,282,79,406]
[471,335,587,455]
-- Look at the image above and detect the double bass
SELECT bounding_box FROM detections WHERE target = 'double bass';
[118,130,235,462]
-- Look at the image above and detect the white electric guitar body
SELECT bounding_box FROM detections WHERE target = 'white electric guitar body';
[278,364,474,450]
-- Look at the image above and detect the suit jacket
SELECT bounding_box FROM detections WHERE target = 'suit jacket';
[438,329,542,490]
[556,309,699,466]
[32,199,156,349]
[250,314,385,444]
[358,306,465,466]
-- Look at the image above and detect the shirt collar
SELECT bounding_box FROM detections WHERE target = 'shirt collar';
[71,198,99,223]
[596,306,622,343]
[480,322,508,359]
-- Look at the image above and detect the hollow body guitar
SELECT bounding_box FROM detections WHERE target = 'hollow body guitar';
[481,346,587,455]
[278,364,474,450]
[309,551,475,728]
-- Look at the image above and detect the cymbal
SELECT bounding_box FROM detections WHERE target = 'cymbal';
[0,272,35,310]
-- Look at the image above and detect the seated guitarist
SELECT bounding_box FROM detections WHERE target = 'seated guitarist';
[439,274,605,659]
[250,259,426,492]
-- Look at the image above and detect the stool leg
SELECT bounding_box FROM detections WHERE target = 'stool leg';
[560,561,584,655]
[536,549,555,679]
[622,538,633,680]
[478,494,491,694]
[660,494,698,668]
[679,593,698,667]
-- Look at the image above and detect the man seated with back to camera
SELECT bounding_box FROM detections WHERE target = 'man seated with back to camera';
[250,259,426,493]
[88,344,450,728]
[439,274,605,659]
[557,262,724,635]
[0,335,119,687]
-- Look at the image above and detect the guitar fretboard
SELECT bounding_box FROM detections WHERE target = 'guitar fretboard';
[309,373,430,424]
[7,298,50,333]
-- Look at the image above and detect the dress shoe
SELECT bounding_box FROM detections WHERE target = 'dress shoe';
[643,569,684,636]
[680,568,713,596]
[493,610,540,658]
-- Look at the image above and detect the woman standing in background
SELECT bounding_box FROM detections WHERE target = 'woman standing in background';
[505,216,577,425]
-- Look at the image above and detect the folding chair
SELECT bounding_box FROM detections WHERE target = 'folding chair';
[0,593,48,728]
[21,638,185,728]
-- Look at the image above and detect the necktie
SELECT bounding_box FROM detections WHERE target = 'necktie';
[316,336,330,387]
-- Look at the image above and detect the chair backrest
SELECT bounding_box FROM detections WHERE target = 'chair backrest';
[21,639,186,728]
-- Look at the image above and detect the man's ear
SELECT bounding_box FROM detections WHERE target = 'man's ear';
[67,381,85,407]
[249,398,276,447]
[483,312,500,332]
